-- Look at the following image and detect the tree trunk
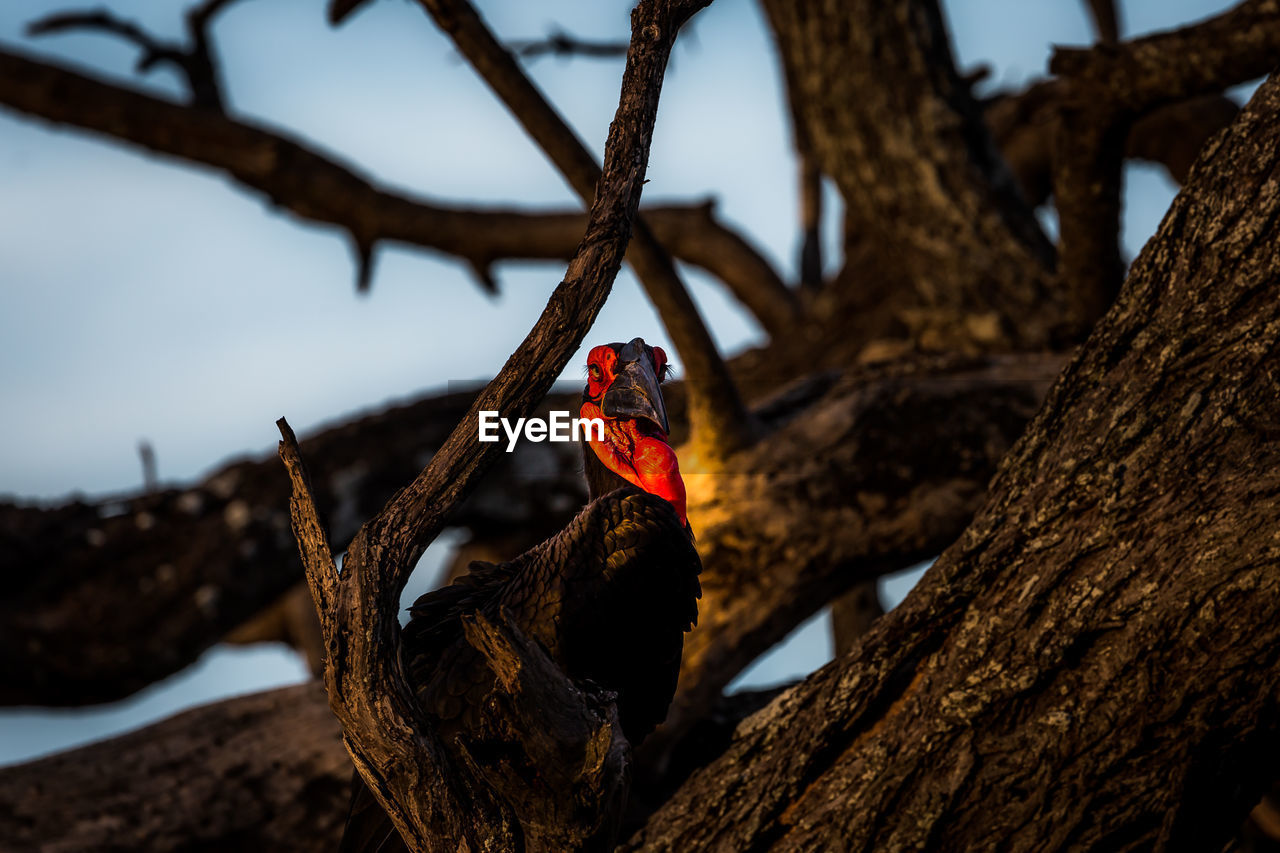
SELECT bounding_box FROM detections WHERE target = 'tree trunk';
[624,69,1280,852]
[761,0,1065,350]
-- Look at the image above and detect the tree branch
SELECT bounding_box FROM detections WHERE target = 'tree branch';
[762,4,824,289]
[1084,0,1121,43]
[509,29,629,61]
[26,0,242,111]
[0,684,350,852]
[281,3,703,847]
[984,81,1239,208]
[410,0,759,461]
[1049,0,1280,326]
[0,46,791,332]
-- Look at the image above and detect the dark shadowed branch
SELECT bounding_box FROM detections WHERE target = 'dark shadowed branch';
[984,80,1238,209]
[762,0,1064,353]
[1050,0,1280,325]
[408,0,762,461]
[760,2,824,289]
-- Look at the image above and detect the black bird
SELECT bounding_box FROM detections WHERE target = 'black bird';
[340,337,701,852]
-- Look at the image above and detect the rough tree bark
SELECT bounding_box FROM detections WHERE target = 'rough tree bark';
[3,0,1278,849]
[641,352,1065,771]
[625,67,1280,853]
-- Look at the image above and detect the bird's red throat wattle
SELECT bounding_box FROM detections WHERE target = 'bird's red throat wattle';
[580,399,687,525]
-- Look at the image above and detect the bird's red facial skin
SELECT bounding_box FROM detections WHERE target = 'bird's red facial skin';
[585,345,618,401]
[581,399,687,525]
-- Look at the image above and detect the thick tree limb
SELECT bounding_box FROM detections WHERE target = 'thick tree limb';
[627,69,1280,853]
[0,684,350,852]
[281,3,704,848]
[0,47,791,331]
[1050,0,1280,326]
[410,0,760,460]
[0,386,590,707]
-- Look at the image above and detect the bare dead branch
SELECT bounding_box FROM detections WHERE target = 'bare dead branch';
[25,0,242,111]
[0,46,791,331]
[509,29,629,61]
[281,3,702,847]
[276,418,338,624]
[328,0,369,26]
[1051,0,1280,109]
[409,0,759,461]
[137,439,158,492]
[1050,0,1280,328]
[26,12,178,66]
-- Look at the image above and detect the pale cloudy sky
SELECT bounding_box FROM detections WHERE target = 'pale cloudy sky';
[0,0,1241,763]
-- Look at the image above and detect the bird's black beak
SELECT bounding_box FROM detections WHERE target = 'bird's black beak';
[601,338,670,435]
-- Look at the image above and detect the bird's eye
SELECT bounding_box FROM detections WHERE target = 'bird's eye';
[589,364,602,381]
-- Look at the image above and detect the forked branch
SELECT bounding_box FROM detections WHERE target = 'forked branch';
[1050,0,1280,326]
[26,0,243,111]
[0,46,788,323]
[277,2,705,848]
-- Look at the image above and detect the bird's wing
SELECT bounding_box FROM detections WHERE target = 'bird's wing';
[547,486,703,740]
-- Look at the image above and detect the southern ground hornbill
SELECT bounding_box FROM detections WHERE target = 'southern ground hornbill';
[340,337,702,852]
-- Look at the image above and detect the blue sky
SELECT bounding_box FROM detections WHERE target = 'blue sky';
[0,0,1241,763]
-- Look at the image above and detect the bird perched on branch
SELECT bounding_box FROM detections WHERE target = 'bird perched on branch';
[340,337,701,853]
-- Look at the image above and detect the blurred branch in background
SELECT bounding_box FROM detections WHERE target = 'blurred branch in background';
[25,0,246,111]
[403,0,759,461]
[0,47,793,326]
[509,28,628,61]
[1050,0,1280,326]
